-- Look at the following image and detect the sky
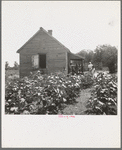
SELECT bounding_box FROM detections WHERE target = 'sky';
[2,1,120,66]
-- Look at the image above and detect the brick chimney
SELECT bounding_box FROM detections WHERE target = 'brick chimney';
[48,30,52,36]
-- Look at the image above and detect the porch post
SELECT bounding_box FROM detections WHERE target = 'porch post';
[66,52,68,75]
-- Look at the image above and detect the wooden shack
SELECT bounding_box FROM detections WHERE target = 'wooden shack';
[17,27,84,77]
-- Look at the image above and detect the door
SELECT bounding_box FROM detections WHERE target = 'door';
[32,54,39,68]
[39,54,46,68]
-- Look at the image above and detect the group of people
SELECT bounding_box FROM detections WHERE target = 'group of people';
[88,62,96,78]
[69,61,96,77]
[69,63,83,75]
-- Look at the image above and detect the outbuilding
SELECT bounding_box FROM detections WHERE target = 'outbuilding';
[17,27,84,77]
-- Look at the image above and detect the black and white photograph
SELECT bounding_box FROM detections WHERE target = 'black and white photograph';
[2,1,121,148]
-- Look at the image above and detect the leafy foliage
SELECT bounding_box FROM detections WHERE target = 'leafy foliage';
[77,49,94,63]
[85,72,117,115]
[5,61,9,70]
[5,71,93,115]
[77,44,117,73]
[14,61,19,70]
[94,45,117,73]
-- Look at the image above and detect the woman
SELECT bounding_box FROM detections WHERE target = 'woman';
[88,62,93,76]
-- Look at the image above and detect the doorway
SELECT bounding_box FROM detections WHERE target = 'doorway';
[39,54,46,68]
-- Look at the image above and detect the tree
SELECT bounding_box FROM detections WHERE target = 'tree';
[14,61,19,70]
[77,50,87,57]
[77,49,94,63]
[93,48,102,63]
[5,61,9,70]
[94,44,117,73]
[87,50,94,63]
[77,45,117,73]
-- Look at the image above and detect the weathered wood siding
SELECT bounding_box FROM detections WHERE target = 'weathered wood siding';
[19,30,68,77]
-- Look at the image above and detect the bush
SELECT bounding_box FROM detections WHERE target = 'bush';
[5,71,93,115]
[85,72,117,115]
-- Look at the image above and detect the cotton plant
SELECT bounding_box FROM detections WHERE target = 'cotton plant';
[5,70,94,115]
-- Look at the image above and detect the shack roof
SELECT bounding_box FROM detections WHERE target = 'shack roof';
[68,52,84,60]
[16,27,84,60]
[17,27,70,53]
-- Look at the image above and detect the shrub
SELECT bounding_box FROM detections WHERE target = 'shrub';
[85,72,117,115]
[5,71,93,115]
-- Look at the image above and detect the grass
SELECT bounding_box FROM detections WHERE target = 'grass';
[62,87,93,115]
[5,69,19,77]
[5,69,19,83]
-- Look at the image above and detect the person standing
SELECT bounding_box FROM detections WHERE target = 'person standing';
[88,62,93,72]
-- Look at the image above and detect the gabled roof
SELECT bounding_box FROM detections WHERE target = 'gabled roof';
[17,27,70,53]
[68,52,84,60]
[73,53,85,59]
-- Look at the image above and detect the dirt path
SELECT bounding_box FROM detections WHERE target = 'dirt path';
[62,88,92,115]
